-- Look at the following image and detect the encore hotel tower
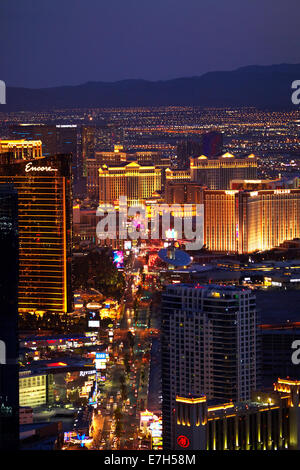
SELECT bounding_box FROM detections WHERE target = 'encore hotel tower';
[0,153,73,314]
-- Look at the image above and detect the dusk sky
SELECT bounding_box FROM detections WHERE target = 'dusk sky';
[1,0,299,88]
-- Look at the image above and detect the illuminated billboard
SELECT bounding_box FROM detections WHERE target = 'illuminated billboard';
[95,352,109,370]
[113,250,124,268]
[124,240,132,250]
[87,311,100,329]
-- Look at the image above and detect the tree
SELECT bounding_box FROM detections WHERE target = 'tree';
[114,407,122,421]
[126,331,135,349]
[73,249,125,299]
[121,383,127,401]
[124,353,131,374]
[115,420,123,438]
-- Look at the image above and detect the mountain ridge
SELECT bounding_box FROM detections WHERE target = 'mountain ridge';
[3,63,300,110]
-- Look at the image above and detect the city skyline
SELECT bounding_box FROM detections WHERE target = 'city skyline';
[1,107,300,452]
[1,0,300,455]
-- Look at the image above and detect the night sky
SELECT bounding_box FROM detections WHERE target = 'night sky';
[1,0,299,88]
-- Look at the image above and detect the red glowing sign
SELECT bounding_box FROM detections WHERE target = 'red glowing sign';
[177,435,190,448]
[148,253,158,266]
[47,362,67,367]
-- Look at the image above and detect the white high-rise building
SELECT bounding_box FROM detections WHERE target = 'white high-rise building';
[161,284,258,449]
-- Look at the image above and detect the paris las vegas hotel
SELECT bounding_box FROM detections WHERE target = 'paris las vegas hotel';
[0,139,73,315]
[204,185,300,254]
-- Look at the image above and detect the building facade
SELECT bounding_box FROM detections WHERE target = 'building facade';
[87,150,127,199]
[190,153,257,189]
[260,322,300,387]
[204,188,300,253]
[0,154,73,314]
[161,284,258,449]
[87,150,169,199]
[176,131,223,169]
[174,378,300,450]
[81,124,124,175]
[10,124,58,157]
[9,124,81,193]
[165,168,191,182]
[99,161,161,206]
[165,181,204,204]
[19,371,54,408]
[0,139,42,160]
[0,184,19,450]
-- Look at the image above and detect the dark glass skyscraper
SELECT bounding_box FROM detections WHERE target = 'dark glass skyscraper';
[176,131,223,169]
[0,183,19,450]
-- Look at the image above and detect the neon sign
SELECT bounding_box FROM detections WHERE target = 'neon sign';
[177,435,190,448]
[25,162,58,173]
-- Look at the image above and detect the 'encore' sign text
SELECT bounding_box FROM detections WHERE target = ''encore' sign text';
[25,163,58,173]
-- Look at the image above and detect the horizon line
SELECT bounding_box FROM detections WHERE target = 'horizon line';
[5,62,300,91]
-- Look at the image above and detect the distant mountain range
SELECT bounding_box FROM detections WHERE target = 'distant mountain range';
[3,64,300,111]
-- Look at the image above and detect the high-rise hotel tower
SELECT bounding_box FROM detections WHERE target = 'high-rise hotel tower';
[0,153,73,314]
[161,284,258,449]
[0,139,42,160]
[190,153,257,189]
[99,161,161,206]
[204,188,300,253]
